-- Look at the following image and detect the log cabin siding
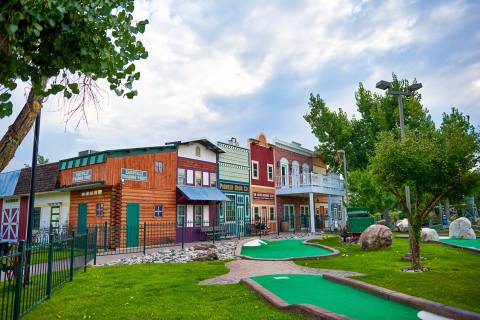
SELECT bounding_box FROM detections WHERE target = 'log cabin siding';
[68,188,112,229]
[59,152,177,189]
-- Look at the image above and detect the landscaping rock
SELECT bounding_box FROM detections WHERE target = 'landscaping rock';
[376,219,387,226]
[421,228,439,242]
[193,248,219,261]
[358,224,392,250]
[192,243,216,251]
[396,218,409,232]
[449,217,476,239]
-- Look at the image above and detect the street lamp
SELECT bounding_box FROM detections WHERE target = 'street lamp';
[375,79,423,214]
[337,149,348,228]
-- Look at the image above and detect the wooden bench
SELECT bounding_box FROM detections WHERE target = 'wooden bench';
[200,225,227,240]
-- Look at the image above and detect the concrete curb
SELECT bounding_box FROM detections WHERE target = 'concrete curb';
[432,240,480,254]
[323,274,480,320]
[241,277,351,320]
[235,237,339,261]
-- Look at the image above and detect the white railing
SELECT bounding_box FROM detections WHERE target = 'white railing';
[274,172,344,191]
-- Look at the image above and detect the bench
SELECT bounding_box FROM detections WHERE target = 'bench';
[200,225,227,240]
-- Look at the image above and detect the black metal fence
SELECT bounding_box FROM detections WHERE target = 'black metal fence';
[0,231,94,320]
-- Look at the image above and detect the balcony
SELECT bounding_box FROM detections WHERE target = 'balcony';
[274,172,345,196]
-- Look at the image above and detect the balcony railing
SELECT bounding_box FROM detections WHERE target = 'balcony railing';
[274,172,344,192]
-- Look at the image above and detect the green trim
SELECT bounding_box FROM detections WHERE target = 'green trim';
[58,146,177,170]
[57,182,105,191]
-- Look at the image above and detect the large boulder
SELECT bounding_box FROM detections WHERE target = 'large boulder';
[193,248,218,261]
[449,217,476,239]
[396,218,409,232]
[421,228,439,242]
[358,225,392,250]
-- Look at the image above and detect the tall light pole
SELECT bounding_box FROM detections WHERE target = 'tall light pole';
[375,80,422,215]
[337,149,348,227]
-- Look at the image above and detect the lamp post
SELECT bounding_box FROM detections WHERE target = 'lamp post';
[337,149,348,227]
[375,80,422,215]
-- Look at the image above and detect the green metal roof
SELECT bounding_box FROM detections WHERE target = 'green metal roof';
[58,145,176,170]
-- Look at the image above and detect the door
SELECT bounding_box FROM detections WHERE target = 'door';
[300,205,309,230]
[283,205,295,231]
[261,207,267,223]
[237,206,245,236]
[50,206,60,230]
[292,162,300,187]
[1,206,19,243]
[77,203,87,234]
[224,195,236,235]
[126,203,140,247]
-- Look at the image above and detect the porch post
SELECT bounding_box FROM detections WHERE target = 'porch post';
[309,192,315,234]
[328,194,333,231]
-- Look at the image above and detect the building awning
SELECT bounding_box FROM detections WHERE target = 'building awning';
[0,170,21,197]
[57,182,105,191]
[177,185,230,201]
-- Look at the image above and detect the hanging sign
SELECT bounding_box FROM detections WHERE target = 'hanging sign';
[121,168,148,182]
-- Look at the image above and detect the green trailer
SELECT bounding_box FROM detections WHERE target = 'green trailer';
[347,207,374,234]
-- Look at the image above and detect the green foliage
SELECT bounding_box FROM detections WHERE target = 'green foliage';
[0,0,149,118]
[37,154,49,165]
[348,169,399,214]
[304,74,434,172]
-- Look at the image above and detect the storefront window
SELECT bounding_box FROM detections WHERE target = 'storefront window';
[177,205,186,227]
[96,203,104,216]
[194,205,202,226]
[209,172,217,187]
[154,205,163,218]
[225,195,235,222]
[155,161,164,173]
[33,207,41,230]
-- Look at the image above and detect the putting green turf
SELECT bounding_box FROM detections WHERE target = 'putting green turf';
[251,274,420,320]
[439,238,480,250]
[240,239,331,259]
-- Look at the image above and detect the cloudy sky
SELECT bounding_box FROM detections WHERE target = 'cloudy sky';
[2,0,480,171]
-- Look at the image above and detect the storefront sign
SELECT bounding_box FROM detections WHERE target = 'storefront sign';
[219,182,249,193]
[72,169,92,183]
[252,192,274,200]
[121,168,148,182]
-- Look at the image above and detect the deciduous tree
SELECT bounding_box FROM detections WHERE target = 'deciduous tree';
[0,0,148,171]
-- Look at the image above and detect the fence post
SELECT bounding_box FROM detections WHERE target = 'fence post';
[277,213,280,235]
[212,215,216,244]
[70,231,75,281]
[46,233,54,299]
[83,228,88,272]
[181,218,185,249]
[143,222,147,255]
[13,241,25,320]
[103,222,108,253]
[93,225,98,265]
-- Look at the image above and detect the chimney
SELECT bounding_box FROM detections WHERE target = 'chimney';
[78,150,98,157]
[228,137,239,146]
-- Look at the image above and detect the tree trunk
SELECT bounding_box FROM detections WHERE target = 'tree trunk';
[408,216,423,270]
[0,79,47,172]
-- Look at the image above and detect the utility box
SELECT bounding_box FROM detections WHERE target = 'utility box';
[347,207,374,234]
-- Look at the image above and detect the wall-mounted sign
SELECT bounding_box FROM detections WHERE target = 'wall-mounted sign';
[219,182,249,193]
[252,192,274,200]
[121,168,147,182]
[73,169,92,183]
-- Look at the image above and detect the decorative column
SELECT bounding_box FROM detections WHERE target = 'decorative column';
[309,192,316,233]
[328,194,333,231]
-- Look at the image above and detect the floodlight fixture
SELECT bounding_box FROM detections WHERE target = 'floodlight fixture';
[376,80,392,90]
[408,83,423,92]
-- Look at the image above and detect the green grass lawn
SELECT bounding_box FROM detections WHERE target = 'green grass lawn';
[25,261,303,320]
[297,237,480,313]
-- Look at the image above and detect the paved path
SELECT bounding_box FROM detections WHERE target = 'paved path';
[200,259,363,285]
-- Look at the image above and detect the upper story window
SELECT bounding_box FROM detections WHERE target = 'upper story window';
[33,207,41,230]
[195,171,202,186]
[210,172,217,187]
[178,169,186,185]
[267,164,273,181]
[202,172,209,186]
[155,161,164,173]
[252,161,259,179]
[195,146,201,157]
[187,169,194,184]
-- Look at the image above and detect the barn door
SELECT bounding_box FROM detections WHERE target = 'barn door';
[1,207,19,243]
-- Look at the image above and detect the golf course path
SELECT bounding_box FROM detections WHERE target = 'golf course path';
[200,259,363,285]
